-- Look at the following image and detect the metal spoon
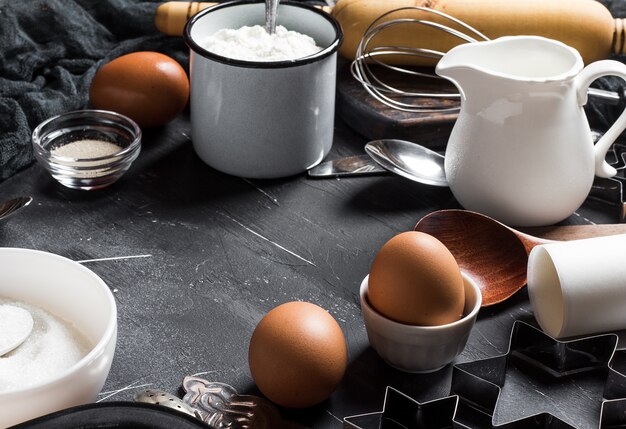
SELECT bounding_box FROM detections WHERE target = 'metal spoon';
[265,0,279,35]
[0,196,32,222]
[415,209,626,306]
[364,139,448,187]
[0,305,34,356]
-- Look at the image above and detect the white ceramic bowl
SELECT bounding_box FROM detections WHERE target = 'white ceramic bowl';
[0,248,117,428]
[360,273,481,373]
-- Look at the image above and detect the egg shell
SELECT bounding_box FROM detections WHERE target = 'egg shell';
[89,51,189,128]
[248,301,347,408]
[368,231,465,326]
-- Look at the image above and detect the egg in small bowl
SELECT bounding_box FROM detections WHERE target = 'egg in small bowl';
[361,231,481,373]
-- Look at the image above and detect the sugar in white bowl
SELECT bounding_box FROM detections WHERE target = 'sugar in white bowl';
[0,248,117,428]
[0,299,92,392]
[201,25,322,62]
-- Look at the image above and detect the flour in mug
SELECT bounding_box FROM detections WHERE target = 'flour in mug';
[201,25,322,62]
[0,298,92,392]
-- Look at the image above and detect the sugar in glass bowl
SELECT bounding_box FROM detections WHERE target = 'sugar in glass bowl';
[32,110,141,190]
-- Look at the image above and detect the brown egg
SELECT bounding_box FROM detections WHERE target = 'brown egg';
[248,301,347,408]
[368,231,465,326]
[89,51,189,128]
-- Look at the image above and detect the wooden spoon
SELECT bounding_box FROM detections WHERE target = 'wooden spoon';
[414,209,626,306]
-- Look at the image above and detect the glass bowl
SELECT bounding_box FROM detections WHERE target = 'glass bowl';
[32,110,141,190]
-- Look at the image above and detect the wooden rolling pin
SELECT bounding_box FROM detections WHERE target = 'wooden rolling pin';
[155,0,626,65]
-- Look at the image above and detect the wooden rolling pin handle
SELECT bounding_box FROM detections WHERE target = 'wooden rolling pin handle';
[154,1,332,36]
[614,18,626,56]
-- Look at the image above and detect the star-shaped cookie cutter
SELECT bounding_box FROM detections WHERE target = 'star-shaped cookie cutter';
[589,142,626,221]
[343,321,626,429]
[344,388,459,429]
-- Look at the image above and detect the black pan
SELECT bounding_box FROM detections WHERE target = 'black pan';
[8,402,207,429]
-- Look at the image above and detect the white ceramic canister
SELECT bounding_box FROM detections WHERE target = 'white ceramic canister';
[528,234,626,339]
[184,1,342,179]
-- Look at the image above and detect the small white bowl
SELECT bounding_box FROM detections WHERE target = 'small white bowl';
[360,272,481,373]
[0,248,117,427]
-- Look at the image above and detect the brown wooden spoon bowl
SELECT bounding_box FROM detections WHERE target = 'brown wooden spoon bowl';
[415,209,626,306]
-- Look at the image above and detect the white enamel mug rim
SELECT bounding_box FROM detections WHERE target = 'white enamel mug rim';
[183,0,343,69]
[0,248,117,395]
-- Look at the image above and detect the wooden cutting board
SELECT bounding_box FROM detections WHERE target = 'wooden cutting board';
[335,62,458,150]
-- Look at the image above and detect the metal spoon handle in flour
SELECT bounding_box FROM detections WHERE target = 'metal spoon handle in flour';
[265,0,279,34]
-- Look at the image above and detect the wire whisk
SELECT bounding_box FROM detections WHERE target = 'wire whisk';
[350,6,489,113]
[349,6,622,114]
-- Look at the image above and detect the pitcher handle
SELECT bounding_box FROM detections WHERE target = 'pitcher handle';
[575,60,626,178]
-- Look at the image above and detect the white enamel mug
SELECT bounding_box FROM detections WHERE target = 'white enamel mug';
[184,1,342,178]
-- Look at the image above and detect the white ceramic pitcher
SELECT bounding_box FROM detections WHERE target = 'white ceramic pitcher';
[436,36,626,227]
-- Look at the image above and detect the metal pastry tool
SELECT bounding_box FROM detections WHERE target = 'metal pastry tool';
[134,388,200,419]
[344,321,626,429]
[135,378,304,429]
[182,377,305,429]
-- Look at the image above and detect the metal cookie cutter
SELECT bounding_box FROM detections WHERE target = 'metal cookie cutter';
[182,376,304,429]
[344,388,459,429]
[136,377,304,429]
[344,321,626,429]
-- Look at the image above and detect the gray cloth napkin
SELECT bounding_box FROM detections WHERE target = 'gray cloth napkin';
[0,0,188,181]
